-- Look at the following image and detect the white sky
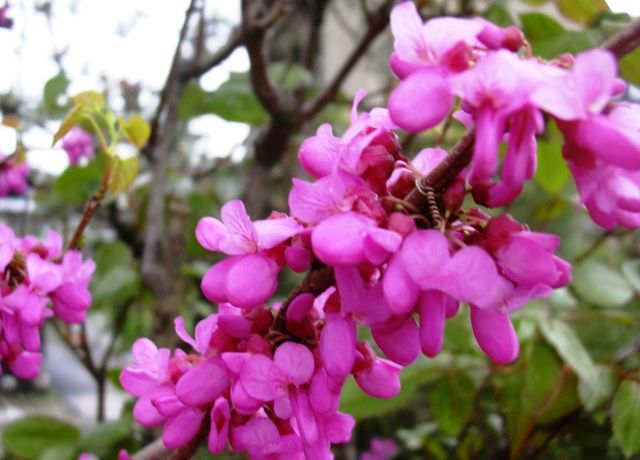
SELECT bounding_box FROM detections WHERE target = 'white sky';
[0,0,250,174]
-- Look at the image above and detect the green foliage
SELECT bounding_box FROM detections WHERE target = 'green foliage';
[573,261,634,308]
[107,155,139,195]
[539,318,604,398]
[91,241,141,309]
[53,158,104,205]
[2,416,80,459]
[612,380,640,457]
[429,370,476,437]
[555,0,609,26]
[619,47,640,87]
[180,73,269,124]
[43,72,70,113]
[120,115,151,148]
[493,342,580,459]
[483,4,514,27]
[535,123,570,195]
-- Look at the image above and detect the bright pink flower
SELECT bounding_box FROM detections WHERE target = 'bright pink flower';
[50,251,95,323]
[361,438,399,460]
[353,341,402,399]
[197,200,301,309]
[61,127,94,165]
[564,141,640,229]
[0,154,28,197]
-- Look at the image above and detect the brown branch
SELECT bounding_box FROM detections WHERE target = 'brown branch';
[180,28,245,81]
[602,17,640,59]
[65,172,109,251]
[241,0,291,120]
[300,0,393,121]
[404,129,475,209]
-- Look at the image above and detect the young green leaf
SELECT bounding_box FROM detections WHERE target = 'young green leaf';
[2,416,80,459]
[72,90,105,110]
[107,155,139,195]
[612,380,640,458]
[121,115,151,148]
[52,104,83,146]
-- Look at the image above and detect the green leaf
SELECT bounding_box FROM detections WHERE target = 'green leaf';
[43,72,70,111]
[2,416,80,459]
[612,380,640,457]
[483,4,514,26]
[429,370,476,436]
[53,158,104,205]
[493,342,571,458]
[621,259,640,293]
[522,0,549,4]
[179,74,269,124]
[533,30,602,60]
[535,123,570,194]
[77,418,131,456]
[108,155,139,195]
[52,104,83,146]
[92,241,141,309]
[39,446,77,460]
[539,318,603,396]
[556,0,609,26]
[72,90,105,110]
[578,365,614,411]
[520,13,565,42]
[573,261,634,308]
[120,115,150,148]
[619,47,640,87]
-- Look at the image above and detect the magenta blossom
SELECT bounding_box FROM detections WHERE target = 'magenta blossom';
[0,154,29,197]
[61,127,94,165]
[197,200,301,309]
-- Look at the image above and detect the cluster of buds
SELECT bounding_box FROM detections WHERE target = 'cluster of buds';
[0,224,94,379]
[120,3,640,458]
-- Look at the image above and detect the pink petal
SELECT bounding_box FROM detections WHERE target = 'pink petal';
[201,256,237,304]
[195,217,228,252]
[363,228,402,265]
[325,411,355,444]
[162,409,205,450]
[208,398,231,454]
[176,359,230,407]
[417,291,448,358]
[444,246,500,308]
[241,417,281,457]
[319,314,356,380]
[355,359,402,399]
[401,230,449,287]
[298,123,340,178]
[9,351,42,380]
[311,212,372,266]
[274,342,315,385]
[254,217,302,250]
[225,253,279,309]
[240,354,276,401]
[383,252,419,315]
[372,315,420,365]
[470,306,519,364]
[389,68,453,132]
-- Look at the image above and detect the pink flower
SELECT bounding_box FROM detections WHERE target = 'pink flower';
[61,127,94,165]
[564,141,640,229]
[361,438,399,460]
[0,154,29,197]
[50,251,95,323]
[197,200,301,309]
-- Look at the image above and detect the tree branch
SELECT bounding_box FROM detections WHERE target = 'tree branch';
[180,27,245,81]
[300,0,393,121]
[602,17,640,59]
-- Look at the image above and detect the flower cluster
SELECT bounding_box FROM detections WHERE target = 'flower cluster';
[0,223,95,379]
[388,2,640,225]
[121,3,640,458]
[62,127,95,166]
[0,153,29,197]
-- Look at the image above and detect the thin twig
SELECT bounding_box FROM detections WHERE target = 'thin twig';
[300,0,393,121]
[602,17,640,59]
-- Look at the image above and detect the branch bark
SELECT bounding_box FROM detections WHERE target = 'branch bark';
[602,17,640,59]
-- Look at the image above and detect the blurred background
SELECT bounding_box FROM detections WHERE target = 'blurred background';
[1,0,640,458]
